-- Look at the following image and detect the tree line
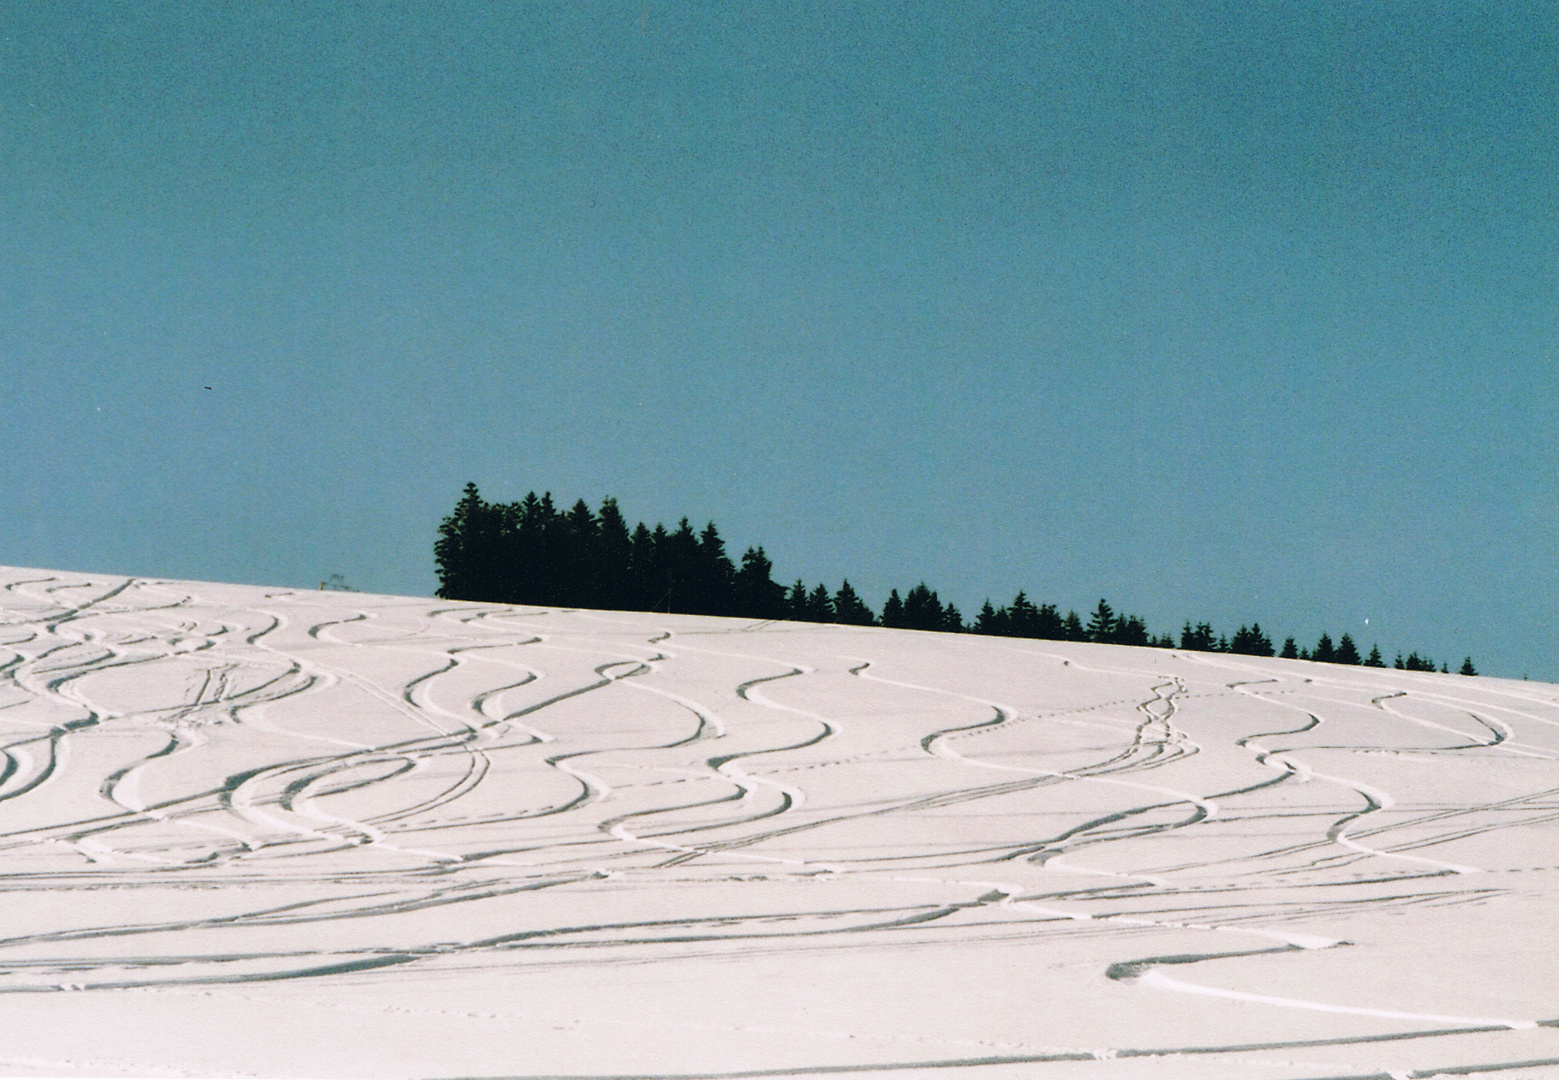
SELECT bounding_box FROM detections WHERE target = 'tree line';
[435,485,1476,676]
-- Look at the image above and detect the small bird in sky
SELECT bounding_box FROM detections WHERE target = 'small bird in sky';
[204,386,212,390]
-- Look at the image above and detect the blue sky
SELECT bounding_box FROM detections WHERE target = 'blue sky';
[2,2,1555,678]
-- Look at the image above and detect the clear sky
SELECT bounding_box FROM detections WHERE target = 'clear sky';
[2,2,1555,679]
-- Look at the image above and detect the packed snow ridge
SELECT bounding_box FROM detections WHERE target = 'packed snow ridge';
[2,567,1558,1080]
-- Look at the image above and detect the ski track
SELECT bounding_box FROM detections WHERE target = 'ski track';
[2,569,1559,1079]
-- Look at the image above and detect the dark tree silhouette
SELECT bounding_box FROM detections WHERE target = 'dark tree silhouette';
[901,583,956,632]
[1460,657,1477,676]
[1313,633,1336,664]
[1112,613,1149,646]
[1086,599,1116,644]
[1180,622,1218,651]
[783,580,809,621]
[1335,633,1362,666]
[975,599,1005,636]
[1230,624,1274,657]
[596,497,634,610]
[435,485,1480,674]
[804,583,834,623]
[434,483,502,602]
[881,589,905,628]
[733,546,786,619]
[833,580,876,626]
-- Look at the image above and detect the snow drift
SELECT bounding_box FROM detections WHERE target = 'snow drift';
[2,567,1558,1079]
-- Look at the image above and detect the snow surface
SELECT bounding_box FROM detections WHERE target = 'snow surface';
[2,567,1559,1080]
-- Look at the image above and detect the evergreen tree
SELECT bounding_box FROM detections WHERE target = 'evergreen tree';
[1062,610,1087,641]
[1460,657,1477,676]
[902,583,946,631]
[627,522,662,610]
[1231,624,1274,657]
[595,497,634,610]
[510,491,553,604]
[784,579,809,621]
[733,546,786,619]
[974,599,1005,636]
[1009,592,1039,637]
[556,498,599,607]
[1335,633,1361,666]
[659,519,700,613]
[690,521,737,615]
[1086,599,1116,643]
[833,580,876,626]
[1180,622,1217,651]
[645,522,673,610]
[881,588,905,628]
[434,482,505,602]
[1365,644,1385,667]
[1034,602,1066,639]
[1280,637,1299,659]
[804,583,834,623]
[1313,633,1336,664]
[942,603,965,632]
[1114,614,1149,646]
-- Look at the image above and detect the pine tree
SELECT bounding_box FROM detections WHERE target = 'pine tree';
[1313,633,1335,664]
[974,600,1004,635]
[555,498,599,608]
[902,583,945,631]
[1062,610,1086,641]
[1365,644,1385,667]
[804,583,834,623]
[942,603,965,632]
[1115,614,1149,646]
[434,482,504,602]
[1460,657,1477,676]
[1231,624,1274,657]
[833,580,876,626]
[1180,622,1217,651]
[627,522,661,610]
[1280,637,1299,659]
[646,522,673,610]
[659,519,700,613]
[1009,592,1039,637]
[510,491,552,604]
[1335,633,1361,666]
[595,498,634,610]
[784,579,809,621]
[1086,599,1116,643]
[1034,602,1066,639]
[733,546,786,619]
[881,589,905,628]
[690,521,737,615]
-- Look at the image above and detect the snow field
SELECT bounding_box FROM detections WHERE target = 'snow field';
[2,567,1559,1079]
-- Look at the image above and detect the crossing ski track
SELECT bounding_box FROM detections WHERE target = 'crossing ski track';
[2,569,1559,1079]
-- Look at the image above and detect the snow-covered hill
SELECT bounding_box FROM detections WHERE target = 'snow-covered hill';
[2,567,1558,1079]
